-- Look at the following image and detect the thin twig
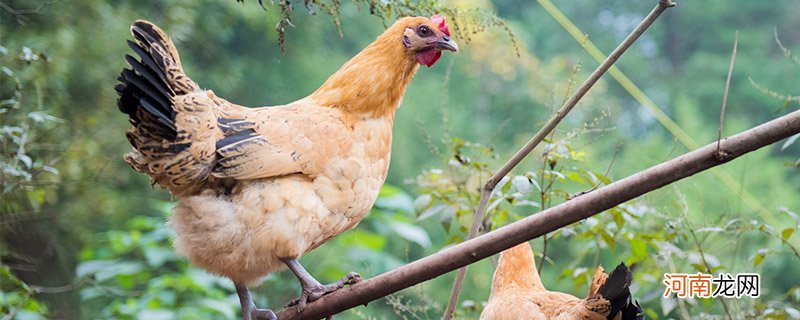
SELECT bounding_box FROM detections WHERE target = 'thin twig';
[682,211,734,320]
[569,143,620,199]
[717,31,739,159]
[539,63,581,272]
[0,1,57,25]
[31,278,87,294]
[442,2,675,317]
[538,149,551,271]
[275,109,800,320]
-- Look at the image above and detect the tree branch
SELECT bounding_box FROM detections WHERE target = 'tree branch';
[444,0,675,317]
[275,108,800,319]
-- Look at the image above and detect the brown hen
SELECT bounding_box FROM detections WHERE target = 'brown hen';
[480,242,643,320]
[115,16,458,319]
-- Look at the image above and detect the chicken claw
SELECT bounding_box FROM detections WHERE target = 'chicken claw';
[235,283,277,320]
[282,258,362,311]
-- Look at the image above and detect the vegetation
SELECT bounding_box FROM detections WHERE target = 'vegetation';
[1,0,798,319]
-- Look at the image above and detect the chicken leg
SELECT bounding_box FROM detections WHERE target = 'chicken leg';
[281,258,362,311]
[234,283,277,320]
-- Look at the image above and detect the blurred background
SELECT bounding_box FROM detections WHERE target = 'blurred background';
[1,0,799,319]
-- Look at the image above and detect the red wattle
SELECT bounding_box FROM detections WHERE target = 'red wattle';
[416,49,442,67]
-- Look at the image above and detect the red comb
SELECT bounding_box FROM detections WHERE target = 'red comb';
[431,14,450,36]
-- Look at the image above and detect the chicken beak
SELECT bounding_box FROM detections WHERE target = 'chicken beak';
[436,36,459,52]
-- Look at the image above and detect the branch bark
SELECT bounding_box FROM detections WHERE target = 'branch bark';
[444,0,675,317]
[275,109,800,319]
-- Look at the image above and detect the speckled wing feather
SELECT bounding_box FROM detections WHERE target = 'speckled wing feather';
[210,105,351,180]
[116,20,347,196]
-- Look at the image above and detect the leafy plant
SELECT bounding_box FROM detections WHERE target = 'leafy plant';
[413,132,800,319]
[0,45,60,200]
[77,208,241,319]
[234,0,519,53]
[1,45,61,320]
[0,265,49,320]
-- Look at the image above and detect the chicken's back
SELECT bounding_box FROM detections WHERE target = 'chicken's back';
[480,289,547,320]
[481,242,549,320]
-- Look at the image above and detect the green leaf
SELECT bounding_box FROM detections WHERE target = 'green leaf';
[512,199,540,208]
[136,309,174,320]
[388,221,432,248]
[374,185,415,215]
[559,267,573,279]
[143,246,175,268]
[95,261,146,282]
[600,231,616,249]
[661,296,677,316]
[786,307,800,319]
[572,267,589,280]
[199,298,236,319]
[753,249,768,267]
[611,210,625,228]
[187,268,222,289]
[346,247,404,273]
[778,207,799,224]
[77,260,117,278]
[511,176,531,193]
[782,133,800,150]
[781,228,795,242]
[564,171,582,183]
[759,224,776,235]
[630,238,647,261]
[414,194,432,211]
[417,204,448,221]
[18,154,32,169]
[336,230,386,250]
[753,254,764,268]
[27,111,62,124]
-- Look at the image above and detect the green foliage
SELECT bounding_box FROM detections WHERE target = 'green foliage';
[415,134,800,319]
[1,45,61,320]
[748,30,800,170]
[747,30,800,111]
[77,209,241,319]
[234,0,519,54]
[0,265,49,320]
[0,45,61,201]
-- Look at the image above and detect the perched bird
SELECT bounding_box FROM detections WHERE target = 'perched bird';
[480,241,643,320]
[115,15,458,319]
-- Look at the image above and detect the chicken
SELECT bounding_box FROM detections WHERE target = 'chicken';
[480,242,643,320]
[114,16,458,320]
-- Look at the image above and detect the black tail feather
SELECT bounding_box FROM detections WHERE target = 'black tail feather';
[124,54,171,100]
[599,263,643,320]
[125,40,170,89]
[621,300,644,320]
[116,29,178,141]
[119,68,174,129]
[119,68,169,114]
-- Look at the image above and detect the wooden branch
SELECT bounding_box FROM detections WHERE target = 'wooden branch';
[444,0,676,317]
[275,109,800,320]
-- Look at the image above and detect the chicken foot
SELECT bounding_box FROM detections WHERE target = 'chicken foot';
[234,283,277,320]
[281,258,362,311]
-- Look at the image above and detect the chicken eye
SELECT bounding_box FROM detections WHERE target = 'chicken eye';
[417,25,432,37]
